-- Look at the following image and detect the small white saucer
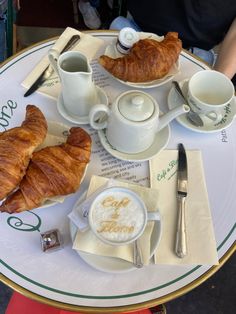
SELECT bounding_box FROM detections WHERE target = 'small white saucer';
[69,190,162,273]
[168,79,236,133]
[70,217,161,273]
[57,86,108,125]
[98,120,170,162]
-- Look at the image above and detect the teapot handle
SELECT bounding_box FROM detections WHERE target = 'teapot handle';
[89,104,110,130]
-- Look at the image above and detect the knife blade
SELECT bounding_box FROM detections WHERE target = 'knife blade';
[175,143,188,258]
[24,34,80,97]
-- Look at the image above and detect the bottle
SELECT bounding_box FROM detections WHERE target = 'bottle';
[116,27,139,54]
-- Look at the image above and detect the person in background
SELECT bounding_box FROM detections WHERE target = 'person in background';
[0,0,7,62]
[78,0,101,29]
[109,0,236,84]
[214,17,236,82]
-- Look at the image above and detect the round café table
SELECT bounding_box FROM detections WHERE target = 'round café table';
[0,31,235,313]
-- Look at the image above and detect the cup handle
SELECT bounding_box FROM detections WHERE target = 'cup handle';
[147,211,161,221]
[205,110,222,123]
[89,104,110,130]
[48,48,60,75]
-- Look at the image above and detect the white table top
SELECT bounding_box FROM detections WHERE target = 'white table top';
[0,31,235,312]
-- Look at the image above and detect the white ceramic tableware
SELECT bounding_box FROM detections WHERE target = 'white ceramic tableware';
[89,90,189,154]
[97,120,170,162]
[168,79,236,133]
[49,50,98,117]
[70,217,162,273]
[187,70,235,123]
[88,187,160,246]
[57,85,108,124]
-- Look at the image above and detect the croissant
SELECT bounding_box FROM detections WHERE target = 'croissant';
[99,32,182,82]
[0,105,47,200]
[0,127,91,213]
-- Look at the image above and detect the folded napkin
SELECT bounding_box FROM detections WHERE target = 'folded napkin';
[22,27,105,99]
[150,150,219,265]
[71,175,159,265]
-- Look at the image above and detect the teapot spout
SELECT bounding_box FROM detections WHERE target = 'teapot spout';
[157,104,190,132]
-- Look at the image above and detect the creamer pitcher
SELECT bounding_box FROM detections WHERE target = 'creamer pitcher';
[49,50,97,117]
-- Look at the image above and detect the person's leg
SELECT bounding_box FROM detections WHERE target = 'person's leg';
[78,0,101,29]
[188,47,216,66]
[109,16,141,31]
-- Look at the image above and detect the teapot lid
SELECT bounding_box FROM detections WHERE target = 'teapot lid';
[118,92,155,122]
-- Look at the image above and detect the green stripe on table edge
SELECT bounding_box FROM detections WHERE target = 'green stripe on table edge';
[0,35,232,300]
[1,223,235,299]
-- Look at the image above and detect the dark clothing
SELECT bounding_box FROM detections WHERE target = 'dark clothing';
[127,0,236,50]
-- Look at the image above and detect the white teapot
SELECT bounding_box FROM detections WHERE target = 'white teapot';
[89,90,189,154]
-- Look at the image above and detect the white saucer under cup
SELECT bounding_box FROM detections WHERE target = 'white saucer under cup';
[70,190,162,273]
[97,118,170,162]
[168,79,236,133]
[57,85,108,124]
[187,70,235,124]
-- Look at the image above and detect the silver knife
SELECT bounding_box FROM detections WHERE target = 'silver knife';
[175,143,188,258]
[24,34,80,97]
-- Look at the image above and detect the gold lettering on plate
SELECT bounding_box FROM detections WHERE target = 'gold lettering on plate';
[97,221,135,234]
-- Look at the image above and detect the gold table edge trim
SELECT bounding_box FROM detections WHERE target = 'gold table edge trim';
[0,30,235,312]
[1,243,235,313]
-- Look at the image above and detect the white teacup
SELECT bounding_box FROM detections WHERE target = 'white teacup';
[49,50,98,117]
[89,90,189,154]
[187,70,235,123]
[88,187,160,246]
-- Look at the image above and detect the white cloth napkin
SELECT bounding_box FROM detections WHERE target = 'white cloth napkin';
[22,27,105,99]
[150,150,219,265]
[70,175,159,265]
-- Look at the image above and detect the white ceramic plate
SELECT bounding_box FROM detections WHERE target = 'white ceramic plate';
[97,117,170,162]
[168,79,236,133]
[69,208,162,273]
[37,121,87,209]
[57,85,108,125]
[103,32,180,89]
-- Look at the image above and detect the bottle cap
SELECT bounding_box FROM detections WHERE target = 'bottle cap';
[116,27,139,54]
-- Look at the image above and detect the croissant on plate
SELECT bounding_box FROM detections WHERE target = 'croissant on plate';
[0,127,91,213]
[99,32,182,82]
[0,105,47,200]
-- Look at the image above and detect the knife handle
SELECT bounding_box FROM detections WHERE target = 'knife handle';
[175,196,187,258]
[60,34,80,55]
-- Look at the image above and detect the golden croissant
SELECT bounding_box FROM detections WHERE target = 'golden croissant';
[99,32,182,82]
[0,127,91,213]
[0,105,47,200]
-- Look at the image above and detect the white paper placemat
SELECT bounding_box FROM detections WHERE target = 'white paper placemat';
[150,150,219,265]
